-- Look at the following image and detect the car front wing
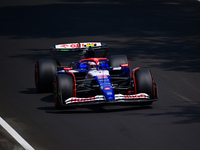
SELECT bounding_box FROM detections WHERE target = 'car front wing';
[65,93,157,106]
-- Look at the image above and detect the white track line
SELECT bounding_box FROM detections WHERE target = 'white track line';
[0,117,34,150]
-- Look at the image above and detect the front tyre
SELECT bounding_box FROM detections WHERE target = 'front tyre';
[53,74,74,109]
[134,69,157,104]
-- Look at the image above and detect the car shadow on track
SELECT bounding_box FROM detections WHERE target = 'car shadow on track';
[37,104,153,114]
[19,88,37,94]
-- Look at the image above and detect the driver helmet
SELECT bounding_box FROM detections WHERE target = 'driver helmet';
[88,61,97,70]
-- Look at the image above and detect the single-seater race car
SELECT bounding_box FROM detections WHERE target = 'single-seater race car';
[34,42,158,109]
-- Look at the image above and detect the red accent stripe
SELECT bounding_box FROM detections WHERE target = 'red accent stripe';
[66,72,76,97]
[150,71,156,98]
[128,60,131,77]
[121,63,129,67]
[34,62,39,91]
[132,67,140,94]
[79,58,109,65]
[69,96,96,103]
[64,67,72,70]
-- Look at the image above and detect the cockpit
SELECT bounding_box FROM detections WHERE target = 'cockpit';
[78,58,109,70]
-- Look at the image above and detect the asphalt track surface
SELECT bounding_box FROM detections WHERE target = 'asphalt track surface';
[0,0,200,149]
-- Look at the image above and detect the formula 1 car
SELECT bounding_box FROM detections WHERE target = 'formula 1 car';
[34,42,157,109]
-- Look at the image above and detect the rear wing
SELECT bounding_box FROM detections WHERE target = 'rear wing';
[50,42,108,52]
[50,42,108,66]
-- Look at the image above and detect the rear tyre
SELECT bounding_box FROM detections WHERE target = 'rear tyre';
[134,69,154,104]
[109,55,130,77]
[53,74,74,109]
[34,59,57,93]
[109,55,128,67]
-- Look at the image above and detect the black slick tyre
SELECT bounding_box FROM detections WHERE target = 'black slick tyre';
[134,69,154,104]
[109,55,130,77]
[109,55,128,67]
[34,59,57,93]
[53,74,74,109]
